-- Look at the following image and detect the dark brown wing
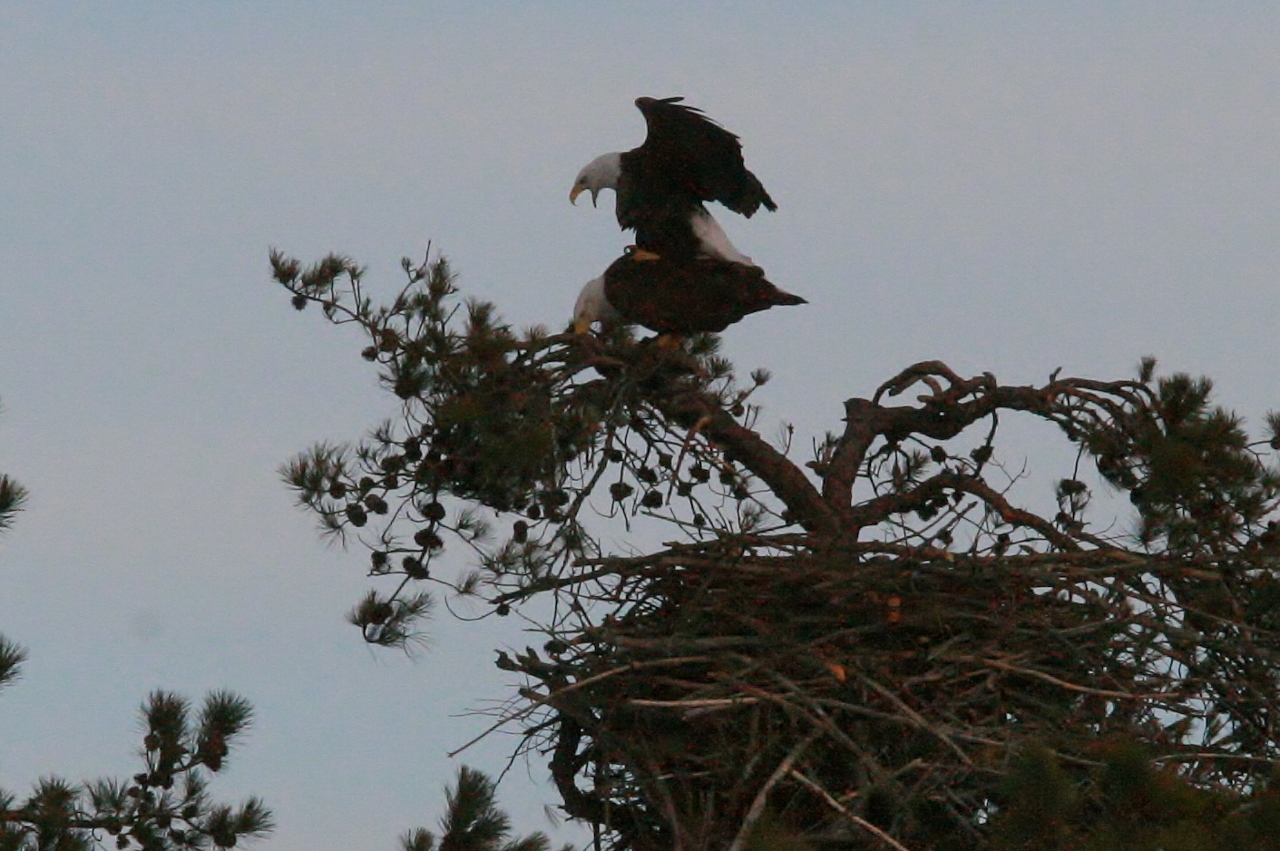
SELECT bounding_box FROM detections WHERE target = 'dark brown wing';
[633,97,776,217]
[615,97,776,258]
[603,252,804,334]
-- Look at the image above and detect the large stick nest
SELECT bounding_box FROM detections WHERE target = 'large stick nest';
[525,537,1280,850]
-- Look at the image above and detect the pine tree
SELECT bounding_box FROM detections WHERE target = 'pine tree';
[989,737,1280,850]
[399,766,565,851]
[0,408,273,851]
[274,248,1280,850]
[0,404,26,536]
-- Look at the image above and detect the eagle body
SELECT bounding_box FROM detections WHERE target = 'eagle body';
[569,97,802,337]
[571,97,775,262]
[601,251,804,334]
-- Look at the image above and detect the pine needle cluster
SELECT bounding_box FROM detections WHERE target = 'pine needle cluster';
[0,412,271,851]
[0,674,271,850]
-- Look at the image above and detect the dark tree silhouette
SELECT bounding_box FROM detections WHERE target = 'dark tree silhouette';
[0,407,272,851]
[399,766,565,851]
[0,405,25,537]
[274,248,1280,850]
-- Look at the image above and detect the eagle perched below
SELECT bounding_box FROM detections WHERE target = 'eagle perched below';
[571,97,804,335]
[600,248,804,335]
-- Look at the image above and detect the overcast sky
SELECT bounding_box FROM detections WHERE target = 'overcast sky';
[2,4,1279,849]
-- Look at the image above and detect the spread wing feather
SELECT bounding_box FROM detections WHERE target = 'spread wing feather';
[617,97,776,257]
[633,97,776,217]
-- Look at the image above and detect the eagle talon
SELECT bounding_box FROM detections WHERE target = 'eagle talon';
[628,247,661,262]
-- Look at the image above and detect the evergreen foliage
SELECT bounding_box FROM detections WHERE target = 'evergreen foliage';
[0,400,27,537]
[399,766,563,851]
[0,675,272,850]
[274,247,1280,850]
[989,738,1280,850]
[0,413,272,851]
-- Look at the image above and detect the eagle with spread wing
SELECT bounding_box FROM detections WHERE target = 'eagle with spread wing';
[570,97,803,334]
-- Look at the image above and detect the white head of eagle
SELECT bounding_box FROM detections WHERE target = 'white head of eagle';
[572,275,621,334]
[570,153,622,209]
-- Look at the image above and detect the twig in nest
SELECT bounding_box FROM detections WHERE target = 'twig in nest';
[788,768,914,851]
[728,732,820,851]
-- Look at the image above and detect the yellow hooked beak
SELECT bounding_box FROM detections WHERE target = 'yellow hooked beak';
[569,184,597,207]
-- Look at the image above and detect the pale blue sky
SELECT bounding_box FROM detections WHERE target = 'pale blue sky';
[2,4,1279,849]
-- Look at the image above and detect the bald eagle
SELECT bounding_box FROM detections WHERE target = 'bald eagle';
[570,97,776,263]
[572,275,620,332]
[574,248,804,335]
